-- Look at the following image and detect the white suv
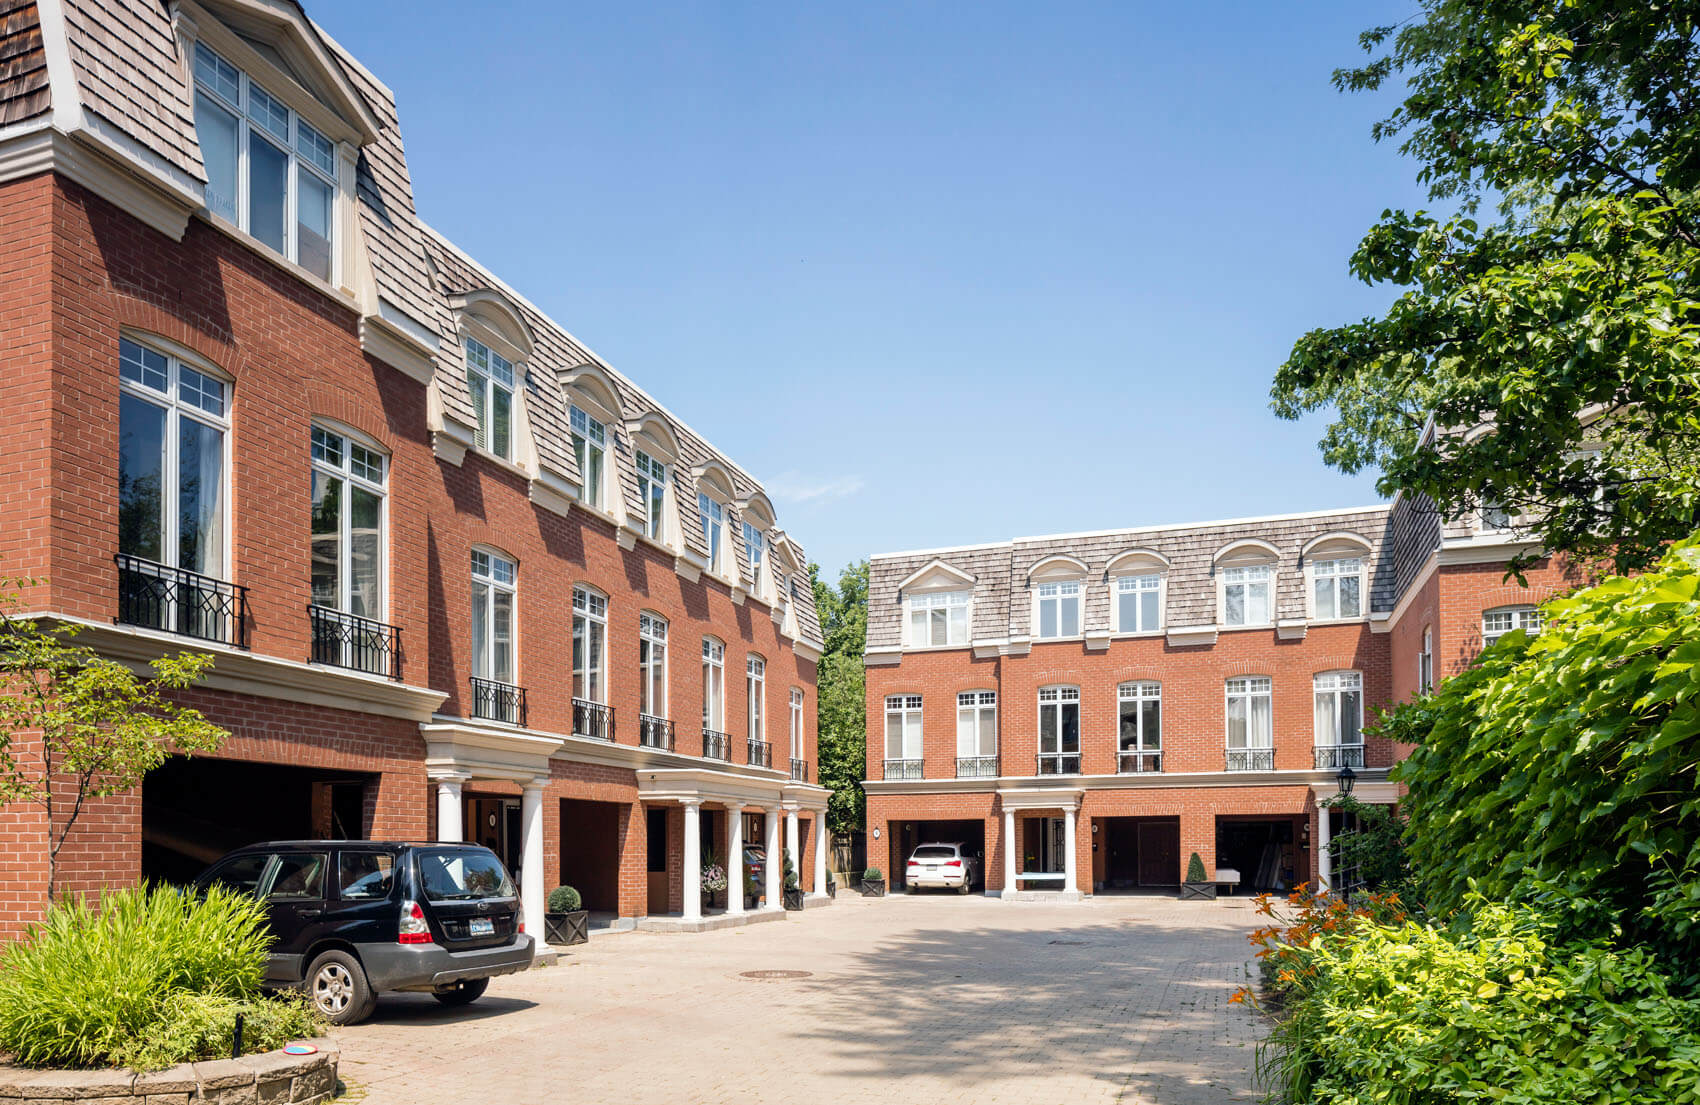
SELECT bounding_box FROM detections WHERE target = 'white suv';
[905,843,980,894]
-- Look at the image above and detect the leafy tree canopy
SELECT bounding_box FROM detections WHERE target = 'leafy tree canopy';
[810,560,867,835]
[1272,1,1700,572]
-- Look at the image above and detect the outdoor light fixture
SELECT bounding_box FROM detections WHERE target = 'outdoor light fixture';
[1336,764,1357,796]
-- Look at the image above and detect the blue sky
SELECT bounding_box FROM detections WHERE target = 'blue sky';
[318,2,1427,579]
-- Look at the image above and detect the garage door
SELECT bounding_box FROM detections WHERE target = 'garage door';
[888,819,986,891]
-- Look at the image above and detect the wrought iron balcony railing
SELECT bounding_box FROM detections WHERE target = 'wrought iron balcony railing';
[702,728,732,761]
[1037,752,1080,775]
[639,714,675,750]
[883,758,923,781]
[747,737,771,768]
[471,677,526,726]
[1314,744,1365,770]
[308,604,400,680]
[116,554,249,648]
[956,756,999,778]
[1118,750,1162,774]
[1226,747,1275,772]
[573,698,614,742]
[789,757,808,781]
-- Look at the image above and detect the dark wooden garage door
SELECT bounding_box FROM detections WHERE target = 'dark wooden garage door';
[1138,821,1180,886]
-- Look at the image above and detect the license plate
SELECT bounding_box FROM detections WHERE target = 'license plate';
[469,917,494,936]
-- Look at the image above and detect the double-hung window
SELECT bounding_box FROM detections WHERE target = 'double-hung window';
[1313,671,1363,768]
[956,691,997,777]
[1312,557,1364,619]
[571,586,607,704]
[908,591,970,646]
[1115,574,1161,633]
[1036,581,1081,638]
[884,695,923,778]
[1225,676,1273,770]
[698,493,724,572]
[1037,686,1080,774]
[702,637,725,731]
[746,655,766,743]
[309,425,388,674]
[1117,682,1161,772]
[571,406,606,508]
[117,338,232,641]
[789,688,805,769]
[1419,627,1434,692]
[192,42,337,279]
[743,521,764,582]
[470,550,518,723]
[1222,565,1272,626]
[466,337,515,460]
[639,613,668,718]
[635,451,666,539]
[1483,605,1542,647]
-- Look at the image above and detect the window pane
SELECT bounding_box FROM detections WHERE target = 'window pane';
[338,853,392,901]
[978,710,996,755]
[1117,591,1136,632]
[1227,697,1246,748]
[1251,694,1272,746]
[1341,689,1361,742]
[118,393,166,561]
[309,471,340,607]
[195,97,238,223]
[1340,575,1361,618]
[1141,589,1158,630]
[296,166,333,280]
[1060,704,1079,752]
[1039,600,1057,639]
[1315,691,1334,744]
[1225,586,1244,625]
[1061,597,1079,637]
[949,604,968,644]
[470,375,488,451]
[1142,698,1160,749]
[349,485,382,619]
[1039,702,1056,752]
[1118,700,1139,751]
[248,134,288,254]
[491,387,512,460]
[1248,583,1270,624]
[1314,578,1335,620]
[471,580,489,678]
[177,417,224,575]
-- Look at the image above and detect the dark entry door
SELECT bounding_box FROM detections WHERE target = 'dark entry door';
[1137,822,1180,886]
[647,807,668,915]
[1105,820,1140,888]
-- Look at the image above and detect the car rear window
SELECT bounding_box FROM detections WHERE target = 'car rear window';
[912,845,958,860]
[414,848,515,901]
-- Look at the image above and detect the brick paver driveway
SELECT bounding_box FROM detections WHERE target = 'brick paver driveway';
[336,892,1268,1104]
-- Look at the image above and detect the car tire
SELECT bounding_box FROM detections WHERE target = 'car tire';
[432,978,490,1007]
[957,879,971,895]
[305,949,374,1025]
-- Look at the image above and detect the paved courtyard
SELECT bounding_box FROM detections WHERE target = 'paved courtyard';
[336,892,1269,1104]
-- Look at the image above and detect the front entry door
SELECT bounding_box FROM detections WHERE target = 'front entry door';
[646,807,668,915]
[1137,821,1180,886]
[1105,820,1140,888]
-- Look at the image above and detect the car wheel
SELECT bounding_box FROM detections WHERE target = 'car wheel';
[957,879,971,895]
[432,977,490,1007]
[306,950,374,1025]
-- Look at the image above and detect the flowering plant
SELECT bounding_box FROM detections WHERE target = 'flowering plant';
[701,864,728,892]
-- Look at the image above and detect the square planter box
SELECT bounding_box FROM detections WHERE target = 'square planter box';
[783,887,804,911]
[860,879,886,897]
[1180,882,1218,901]
[545,910,589,945]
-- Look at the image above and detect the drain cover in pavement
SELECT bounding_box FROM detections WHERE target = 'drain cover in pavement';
[740,969,813,980]
[1048,939,1088,945]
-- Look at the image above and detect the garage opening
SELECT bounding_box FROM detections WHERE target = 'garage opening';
[559,798,624,913]
[1215,816,1300,893]
[142,756,374,886]
[1095,816,1180,891]
[886,819,985,891]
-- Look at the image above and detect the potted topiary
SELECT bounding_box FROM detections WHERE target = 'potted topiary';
[545,884,589,945]
[782,849,804,911]
[1180,853,1217,900]
[860,867,885,897]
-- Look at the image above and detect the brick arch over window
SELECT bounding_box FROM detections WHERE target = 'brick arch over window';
[113,297,243,378]
[305,383,394,450]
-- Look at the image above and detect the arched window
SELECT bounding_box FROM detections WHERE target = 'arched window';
[465,336,515,461]
[560,366,624,513]
[1215,540,1280,627]
[1107,550,1168,635]
[1304,534,1372,620]
[1117,682,1161,773]
[1029,557,1088,640]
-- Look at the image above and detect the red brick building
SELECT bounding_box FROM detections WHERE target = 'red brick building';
[0,0,828,937]
[863,498,1578,897]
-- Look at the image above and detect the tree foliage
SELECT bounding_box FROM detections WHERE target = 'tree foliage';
[1383,535,1700,974]
[1272,1,1700,573]
[0,586,227,900]
[809,560,867,835]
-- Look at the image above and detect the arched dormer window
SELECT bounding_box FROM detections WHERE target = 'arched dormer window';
[1029,555,1088,640]
[738,492,777,598]
[451,288,533,465]
[694,463,736,577]
[1106,549,1169,635]
[628,412,680,544]
[559,364,624,514]
[1214,540,1280,628]
[1302,533,1372,621]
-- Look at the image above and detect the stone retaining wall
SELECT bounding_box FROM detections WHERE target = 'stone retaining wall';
[0,1039,338,1104]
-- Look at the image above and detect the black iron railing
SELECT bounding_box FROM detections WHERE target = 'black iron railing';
[883,758,922,780]
[1038,752,1080,775]
[789,757,808,781]
[956,756,999,778]
[573,698,614,741]
[471,677,526,726]
[308,604,400,680]
[702,729,732,761]
[1226,748,1275,772]
[1314,744,1365,770]
[115,554,249,648]
[747,737,771,768]
[639,714,675,750]
[1118,750,1162,774]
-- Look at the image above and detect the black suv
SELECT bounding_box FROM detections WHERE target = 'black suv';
[194,841,535,1025]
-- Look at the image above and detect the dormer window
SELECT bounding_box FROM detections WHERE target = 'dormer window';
[635,451,666,539]
[1222,564,1272,626]
[1037,582,1080,638]
[743,521,765,579]
[907,591,969,647]
[571,406,607,508]
[192,42,337,280]
[465,337,514,460]
[697,492,725,573]
[1311,557,1364,619]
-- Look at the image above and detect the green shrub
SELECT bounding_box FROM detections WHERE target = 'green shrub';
[783,849,799,891]
[1185,853,1207,884]
[546,885,581,913]
[0,884,308,1069]
[863,867,882,881]
[113,992,320,1072]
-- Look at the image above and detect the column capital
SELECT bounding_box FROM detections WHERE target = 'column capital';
[428,770,472,784]
[680,797,703,808]
[521,776,551,792]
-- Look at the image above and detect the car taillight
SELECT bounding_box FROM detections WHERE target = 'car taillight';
[944,860,962,869]
[398,899,432,944]
[518,918,525,934]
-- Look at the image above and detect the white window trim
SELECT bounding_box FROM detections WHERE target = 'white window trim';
[464,335,519,462]
[1306,555,1369,622]
[1218,562,1276,628]
[639,611,668,718]
[702,636,726,732]
[1036,685,1081,771]
[1312,670,1363,747]
[1224,676,1274,750]
[570,403,610,511]
[746,654,766,743]
[1111,572,1165,636]
[955,690,998,758]
[1483,605,1543,647]
[883,694,923,761]
[309,421,389,621]
[1117,681,1162,750]
[1419,626,1434,692]
[469,547,518,686]
[571,584,608,705]
[905,589,972,649]
[697,491,730,578]
[1032,579,1085,640]
[635,450,669,543]
[789,687,805,761]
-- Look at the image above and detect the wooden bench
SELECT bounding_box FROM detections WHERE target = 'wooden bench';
[1215,867,1241,896]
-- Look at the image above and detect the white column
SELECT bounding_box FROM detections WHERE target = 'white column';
[682,800,703,921]
[764,807,781,909]
[435,777,464,842]
[1316,804,1332,892]
[1063,804,1078,895]
[725,805,745,916]
[811,812,828,898]
[785,807,800,889]
[520,779,545,941]
[1002,807,1016,897]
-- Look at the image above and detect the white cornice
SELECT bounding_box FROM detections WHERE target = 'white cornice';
[358,313,436,386]
[862,766,1393,796]
[1165,625,1218,648]
[0,129,201,240]
[1438,535,1545,566]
